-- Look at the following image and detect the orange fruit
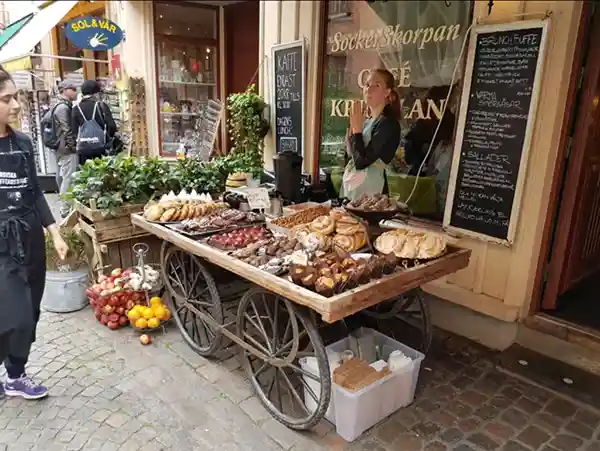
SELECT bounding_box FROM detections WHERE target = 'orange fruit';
[127,309,141,322]
[150,297,162,307]
[142,307,154,320]
[153,306,168,320]
[135,318,148,329]
[163,308,171,320]
[147,318,160,328]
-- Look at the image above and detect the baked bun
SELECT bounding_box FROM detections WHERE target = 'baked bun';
[309,216,336,235]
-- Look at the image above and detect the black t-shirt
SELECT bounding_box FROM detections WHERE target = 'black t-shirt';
[0,132,55,227]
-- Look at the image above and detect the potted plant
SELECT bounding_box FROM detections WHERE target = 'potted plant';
[226,84,269,186]
[41,227,91,313]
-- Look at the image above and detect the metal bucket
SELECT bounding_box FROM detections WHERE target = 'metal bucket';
[41,269,89,313]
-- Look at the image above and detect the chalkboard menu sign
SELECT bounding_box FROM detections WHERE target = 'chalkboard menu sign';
[445,21,548,244]
[272,40,305,155]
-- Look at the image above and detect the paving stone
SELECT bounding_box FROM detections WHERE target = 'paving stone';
[424,441,449,451]
[516,425,551,449]
[502,441,531,451]
[566,420,595,440]
[466,433,501,450]
[392,433,424,450]
[439,428,464,444]
[549,434,584,451]
[502,408,530,429]
[485,421,516,440]
[545,399,578,418]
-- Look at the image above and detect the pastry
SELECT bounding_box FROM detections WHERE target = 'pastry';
[336,215,362,236]
[291,224,311,241]
[417,233,446,259]
[383,253,398,273]
[301,271,317,289]
[160,208,176,222]
[396,235,419,258]
[374,233,399,255]
[332,234,354,253]
[315,276,336,297]
[329,208,347,222]
[352,232,367,251]
[145,204,164,221]
[309,216,336,235]
[272,206,330,229]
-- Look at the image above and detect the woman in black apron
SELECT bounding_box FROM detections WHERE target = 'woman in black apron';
[0,68,68,400]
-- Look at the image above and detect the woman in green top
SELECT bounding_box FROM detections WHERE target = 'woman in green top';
[341,68,401,201]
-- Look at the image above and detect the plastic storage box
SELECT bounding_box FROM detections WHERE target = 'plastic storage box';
[328,328,425,442]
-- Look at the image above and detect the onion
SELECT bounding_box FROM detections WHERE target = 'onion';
[100,314,109,325]
[107,321,120,330]
[119,316,129,326]
[108,313,120,323]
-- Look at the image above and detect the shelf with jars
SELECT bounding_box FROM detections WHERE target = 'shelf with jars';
[157,40,218,157]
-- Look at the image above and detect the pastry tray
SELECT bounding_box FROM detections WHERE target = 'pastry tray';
[166,221,266,238]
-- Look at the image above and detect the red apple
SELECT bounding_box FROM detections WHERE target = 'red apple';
[139,334,151,345]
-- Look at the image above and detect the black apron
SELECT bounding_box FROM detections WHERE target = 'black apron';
[0,137,45,337]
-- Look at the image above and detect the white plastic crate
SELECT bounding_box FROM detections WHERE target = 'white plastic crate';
[328,328,425,442]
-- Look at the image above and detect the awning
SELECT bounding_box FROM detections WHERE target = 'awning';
[0,1,78,72]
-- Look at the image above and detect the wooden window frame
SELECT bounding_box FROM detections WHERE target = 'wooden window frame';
[311,0,474,200]
[152,0,221,158]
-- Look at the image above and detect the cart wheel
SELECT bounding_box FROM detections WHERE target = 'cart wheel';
[236,288,331,430]
[161,243,223,356]
[362,288,432,353]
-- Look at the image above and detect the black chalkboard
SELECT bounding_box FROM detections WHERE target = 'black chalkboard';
[448,25,545,241]
[273,42,304,155]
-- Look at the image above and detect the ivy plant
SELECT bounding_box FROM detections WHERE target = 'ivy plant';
[226,84,269,178]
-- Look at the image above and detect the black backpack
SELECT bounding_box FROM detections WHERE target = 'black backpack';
[75,102,107,156]
[40,101,67,150]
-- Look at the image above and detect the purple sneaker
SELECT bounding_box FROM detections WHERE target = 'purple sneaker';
[4,375,48,400]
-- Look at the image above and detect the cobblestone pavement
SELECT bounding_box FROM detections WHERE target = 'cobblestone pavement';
[1,309,600,451]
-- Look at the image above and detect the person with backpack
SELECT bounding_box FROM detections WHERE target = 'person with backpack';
[71,80,117,166]
[41,81,78,218]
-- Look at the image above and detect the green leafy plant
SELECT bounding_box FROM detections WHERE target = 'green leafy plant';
[171,157,229,194]
[227,84,268,178]
[45,228,87,272]
[65,155,177,214]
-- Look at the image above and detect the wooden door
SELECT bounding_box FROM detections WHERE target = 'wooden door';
[543,8,600,309]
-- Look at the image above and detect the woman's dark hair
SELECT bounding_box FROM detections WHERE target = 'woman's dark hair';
[0,66,14,90]
[371,68,402,119]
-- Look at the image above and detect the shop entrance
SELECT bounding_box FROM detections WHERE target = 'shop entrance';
[539,4,600,329]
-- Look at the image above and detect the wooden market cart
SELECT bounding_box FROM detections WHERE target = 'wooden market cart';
[131,214,471,430]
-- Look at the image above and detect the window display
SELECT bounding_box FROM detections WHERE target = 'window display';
[318,1,471,220]
[154,2,219,157]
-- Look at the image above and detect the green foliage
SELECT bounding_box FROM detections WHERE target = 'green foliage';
[65,154,232,214]
[227,84,268,177]
[171,157,229,194]
[45,228,87,271]
[65,155,177,215]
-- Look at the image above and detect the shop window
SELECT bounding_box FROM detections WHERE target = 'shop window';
[154,2,219,157]
[318,0,471,220]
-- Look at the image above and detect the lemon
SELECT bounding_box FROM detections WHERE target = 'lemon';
[147,317,160,328]
[127,309,141,322]
[142,307,154,320]
[135,318,148,329]
[150,296,163,306]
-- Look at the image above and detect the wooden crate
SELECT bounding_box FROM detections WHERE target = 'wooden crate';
[75,200,147,244]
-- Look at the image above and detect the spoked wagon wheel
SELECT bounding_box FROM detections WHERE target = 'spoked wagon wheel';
[237,288,331,430]
[161,243,223,356]
[362,288,432,353]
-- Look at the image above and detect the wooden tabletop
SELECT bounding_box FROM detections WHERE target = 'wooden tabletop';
[131,214,472,323]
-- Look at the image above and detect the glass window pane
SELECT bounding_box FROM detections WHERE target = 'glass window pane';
[319,1,471,220]
[155,3,217,40]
